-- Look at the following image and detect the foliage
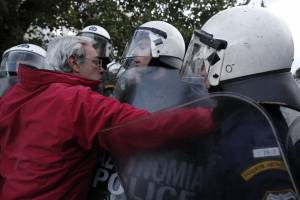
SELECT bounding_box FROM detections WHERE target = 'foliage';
[0,0,239,58]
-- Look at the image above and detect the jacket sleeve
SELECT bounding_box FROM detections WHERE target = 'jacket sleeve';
[71,88,149,150]
[71,88,214,152]
[101,107,215,157]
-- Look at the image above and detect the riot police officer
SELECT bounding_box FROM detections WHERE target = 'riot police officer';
[181,6,300,199]
[89,21,208,200]
[115,20,207,111]
[77,25,119,96]
[0,43,46,96]
[77,25,113,69]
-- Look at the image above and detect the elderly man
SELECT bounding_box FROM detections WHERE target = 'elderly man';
[0,36,213,200]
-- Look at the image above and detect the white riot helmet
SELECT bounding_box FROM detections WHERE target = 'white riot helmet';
[77,25,113,69]
[0,44,46,77]
[107,61,124,79]
[181,6,300,110]
[122,21,185,70]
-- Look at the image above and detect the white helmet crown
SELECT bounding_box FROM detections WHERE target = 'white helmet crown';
[139,21,185,61]
[79,25,111,41]
[122,21,185,69]
[3,44,46,58]
[1,44,46,73]
[201,6,294,86]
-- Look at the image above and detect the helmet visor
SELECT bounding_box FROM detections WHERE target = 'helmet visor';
[0,51,45,77]
[79,32,112,59]
[121,28,167,69]
[181,30,227,85]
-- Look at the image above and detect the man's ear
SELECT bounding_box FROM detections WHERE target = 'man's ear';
[68,55,80,73]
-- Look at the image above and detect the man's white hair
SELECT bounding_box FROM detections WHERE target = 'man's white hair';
[45,36,95,72]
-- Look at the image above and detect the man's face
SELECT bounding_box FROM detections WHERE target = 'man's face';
[132,39,151,67]
[76,43,104,81]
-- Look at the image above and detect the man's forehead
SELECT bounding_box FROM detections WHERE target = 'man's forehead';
[83,43,99,57]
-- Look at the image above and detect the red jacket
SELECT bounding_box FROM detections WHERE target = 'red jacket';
[0,66,214,199]
[0,66,148,200]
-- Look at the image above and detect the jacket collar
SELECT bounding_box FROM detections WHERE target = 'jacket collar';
[18,65,101,90]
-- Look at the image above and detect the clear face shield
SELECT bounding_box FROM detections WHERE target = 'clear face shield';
[0,51,45,77]
[121,28,167,69]
[181,30,227,89]
[79,32,113,69]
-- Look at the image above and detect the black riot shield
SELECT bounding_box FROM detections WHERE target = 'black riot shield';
[113,66,207,112]
[88,150,126,200]
[102,93,299,200]
[87,65,208,200]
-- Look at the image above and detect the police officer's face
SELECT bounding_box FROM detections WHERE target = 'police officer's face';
[199,64,210,89]
[132,39,151,67]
